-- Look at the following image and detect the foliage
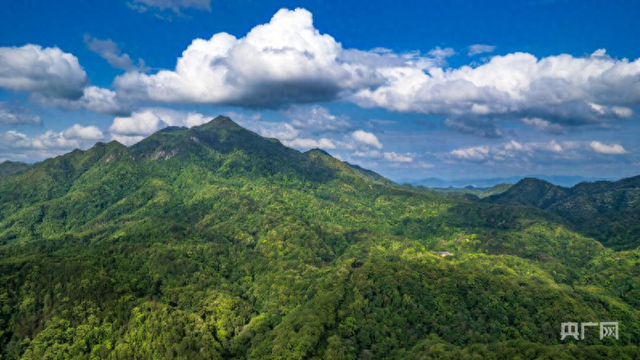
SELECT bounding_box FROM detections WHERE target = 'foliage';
[0,117,638,359]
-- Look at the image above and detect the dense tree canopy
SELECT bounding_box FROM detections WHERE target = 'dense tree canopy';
[0,117,638,359]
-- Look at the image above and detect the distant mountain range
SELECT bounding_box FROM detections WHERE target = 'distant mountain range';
[400,175,617,188]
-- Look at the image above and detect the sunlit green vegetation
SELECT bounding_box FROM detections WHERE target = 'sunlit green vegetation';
[0,117,638,359]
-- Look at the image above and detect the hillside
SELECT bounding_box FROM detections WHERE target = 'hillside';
[0,161,31,177]
[0,117,639,359]
[486,177,640,249]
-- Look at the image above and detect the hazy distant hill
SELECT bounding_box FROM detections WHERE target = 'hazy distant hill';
[0,117,639,359]
[404,175,615,188]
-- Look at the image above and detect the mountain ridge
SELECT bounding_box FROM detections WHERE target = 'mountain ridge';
[486,176,640,249]
[1,116,639,359]
[403,175,617,188]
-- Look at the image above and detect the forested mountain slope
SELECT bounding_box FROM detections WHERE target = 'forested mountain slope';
[0,117,639,359]
[486,177,640,249]
[0,161,31,177]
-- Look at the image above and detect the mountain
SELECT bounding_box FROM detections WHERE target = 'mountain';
[1,117,639,359]
[405,175,615,188]
[428,183,512,198]
[0,161,31,177]
[486,177,640,249]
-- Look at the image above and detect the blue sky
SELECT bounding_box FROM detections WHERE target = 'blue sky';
[1,0,639,181]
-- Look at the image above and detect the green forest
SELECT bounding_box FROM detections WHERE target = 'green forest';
[1,116,639,359]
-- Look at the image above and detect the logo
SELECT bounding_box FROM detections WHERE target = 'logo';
[561,321,618,340]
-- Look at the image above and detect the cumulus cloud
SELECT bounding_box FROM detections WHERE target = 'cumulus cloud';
[468,44,496,56]
[0,124,105,161]
[0,101,41,125]
[351,49,640,127]
[63,124,104,141]
[0,44,128,115]
[112,8,640,131]
[35,86,129,115]
[589,141,627,155]
[84,35,148,72]
[114,9,365,107]
[445,138,630,167]
[0,44,88,100]
[108,108,210,144]
[110,111,166,137]
[449,146,490,161]
[351,130,383,149]
[113,8,440,108]
[226,106,359,152]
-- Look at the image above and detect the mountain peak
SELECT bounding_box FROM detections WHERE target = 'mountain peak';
[196,115,243,131]
[305,148,332,156]
[485,177,570,208]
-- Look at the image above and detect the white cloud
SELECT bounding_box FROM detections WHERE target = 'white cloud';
[589,141,627,155]
[108,108,210,143]
[111,135,146,146]
[283,137,337,150]
[114,8,351,106]
[427,47,455,64]
[84,35,148,72]
[383,152,414,162]
[0,101,41,125]
[113,8,439,108]
[351,50,640,126]
[111,8,640,129]
[0,44,127,115]
[612,106,633,118]
[0,124,106,161]
[253,122,299,141]
[352,150,381,158]
[351,130,382,149]
[445,139,628,167]
[521,117,564,134]
[110,110,168,136]
[183,113,209,127]
[79,87,128,114]
[5,8,634,141]
[449,146,490,160]
[468,44,496,56]
[35,86,128,115]
[63,124,104,141]
[0,44,88,99]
